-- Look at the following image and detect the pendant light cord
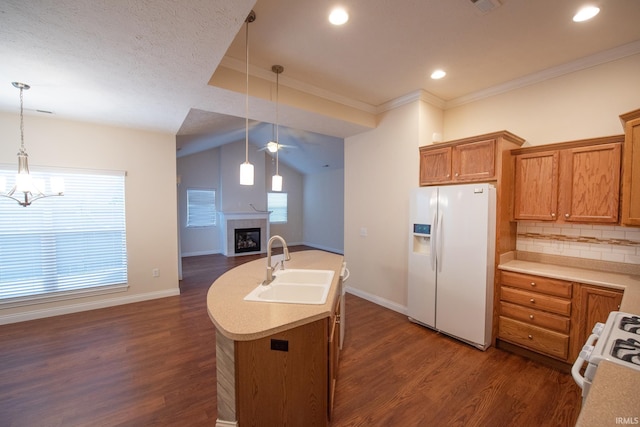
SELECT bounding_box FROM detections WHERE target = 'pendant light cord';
[275,70,279,175]
[244,17,250,164]
[19,86,26,154]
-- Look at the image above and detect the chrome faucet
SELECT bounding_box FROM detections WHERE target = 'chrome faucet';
[263,235,291,285]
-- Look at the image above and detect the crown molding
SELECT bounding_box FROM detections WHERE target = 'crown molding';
[445,39,640,109]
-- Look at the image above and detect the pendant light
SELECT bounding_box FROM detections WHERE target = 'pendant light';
[0,82,64,207]
[240,10,256,186]
[271,65,283,192]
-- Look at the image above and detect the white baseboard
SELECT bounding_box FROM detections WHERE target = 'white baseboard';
[0,288,181,325]
[301,242,344,255]
[344,286,407,315]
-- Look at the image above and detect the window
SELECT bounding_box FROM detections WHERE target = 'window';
[0,167,127,306]
[186,188,216,227]
[267,192,287,224]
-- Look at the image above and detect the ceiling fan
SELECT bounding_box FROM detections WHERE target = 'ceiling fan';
[258,139,296,153]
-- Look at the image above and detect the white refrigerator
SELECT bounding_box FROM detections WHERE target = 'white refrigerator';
[408,183,496,350]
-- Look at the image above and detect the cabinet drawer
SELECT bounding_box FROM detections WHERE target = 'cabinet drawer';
[501,271,572,298]
[501,286,571,316]
[498,316,569,360]
[500,301,570,334]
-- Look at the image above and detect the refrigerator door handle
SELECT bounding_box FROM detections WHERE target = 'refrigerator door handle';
[430,211,437,270]
[436,211,444,273]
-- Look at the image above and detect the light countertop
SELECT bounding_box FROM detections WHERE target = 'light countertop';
[207,250,344,341]
[498,258,640,426]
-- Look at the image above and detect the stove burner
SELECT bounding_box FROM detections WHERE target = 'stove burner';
[620,316,640,335]
[611,338,640,366]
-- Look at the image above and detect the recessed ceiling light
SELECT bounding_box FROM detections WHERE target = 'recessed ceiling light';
[430,69,446,80]
[329,7,349,25]
[573,5,600,22]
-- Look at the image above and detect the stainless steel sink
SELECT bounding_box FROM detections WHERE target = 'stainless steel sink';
[244,269,335,304]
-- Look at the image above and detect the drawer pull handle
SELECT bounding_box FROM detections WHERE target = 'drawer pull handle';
[529,314,534,320]
[565,213,570,219]
[530,282,536,287]
[528,334,533,340]
[529,298,535,303]
[551,212,556,218]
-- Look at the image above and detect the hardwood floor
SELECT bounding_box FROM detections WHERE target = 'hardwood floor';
[0,249,581,427]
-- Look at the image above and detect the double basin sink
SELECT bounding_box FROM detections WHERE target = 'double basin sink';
[244,269,335,305]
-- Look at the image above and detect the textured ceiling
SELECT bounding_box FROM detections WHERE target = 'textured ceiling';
[2,0,640,174]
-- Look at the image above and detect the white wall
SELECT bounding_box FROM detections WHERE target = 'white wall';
[303,168,344,253]
[219,140,267,212]
[177,147,221,256]
[344,100,443,311]
[0,112,179,323]
[444,54,640,145]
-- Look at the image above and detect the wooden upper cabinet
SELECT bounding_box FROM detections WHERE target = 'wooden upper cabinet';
[453,139,496,181]
[419,131,524,186]
[419,146,452,185]
[513,151,559,221]
[560,143,621,223]
[620,108,640,226]
[512,136,623,224]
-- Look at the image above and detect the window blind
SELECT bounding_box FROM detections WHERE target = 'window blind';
[267,192,288,224]
[0,167,127,306]
[186,188,216,227]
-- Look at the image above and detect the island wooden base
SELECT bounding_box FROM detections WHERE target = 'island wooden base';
[216,320,328,427]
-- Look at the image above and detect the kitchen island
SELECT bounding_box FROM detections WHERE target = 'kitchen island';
[498,253,640,427]
[207,250,344,427]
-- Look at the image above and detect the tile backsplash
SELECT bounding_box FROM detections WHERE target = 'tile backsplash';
[516,222,640,265]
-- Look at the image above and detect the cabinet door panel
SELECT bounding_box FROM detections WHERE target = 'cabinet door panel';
[419,146,451,185]
[560,143,621,223]
[452,139,495,181]
[514,151,559,221]
[570,284,623,361]
[622,115,640,225]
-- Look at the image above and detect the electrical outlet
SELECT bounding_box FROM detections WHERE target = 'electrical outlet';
[152,268,160,277]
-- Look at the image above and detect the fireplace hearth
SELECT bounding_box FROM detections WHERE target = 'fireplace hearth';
[235,228,261,254]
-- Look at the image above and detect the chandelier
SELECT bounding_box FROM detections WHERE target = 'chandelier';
[0,82,64,207]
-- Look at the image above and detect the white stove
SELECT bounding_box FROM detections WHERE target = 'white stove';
[572,311,640,404]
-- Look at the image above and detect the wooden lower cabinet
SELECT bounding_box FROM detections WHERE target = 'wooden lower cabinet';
[328,296,341,419]
[498,271,572,361]
[499,270,625,364]
[499,316,570,360]
[236,319,329,427]
[569,284,623,361]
